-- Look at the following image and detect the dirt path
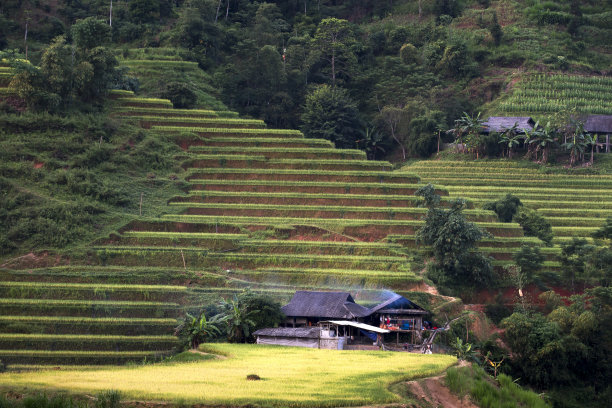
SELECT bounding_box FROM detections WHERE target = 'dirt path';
[405,361,477,408]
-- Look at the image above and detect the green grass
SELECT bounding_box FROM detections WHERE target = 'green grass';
[187,179,434,195]
[186,158,394,172]
[152,126,305,137]
[121,60,199,68]
[170,202,496,221]
[0,343,456,407]
[0,333,179,351]
[0,349,170,365]
[0,298,181,318]
[191,137,334,147]
[185,168,419,182]
[445,365,549,408]
[115,97,173,107]
[189,145,366,157]
[131,115,266,127]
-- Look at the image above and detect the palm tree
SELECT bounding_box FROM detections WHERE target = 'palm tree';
[527,121,557,163]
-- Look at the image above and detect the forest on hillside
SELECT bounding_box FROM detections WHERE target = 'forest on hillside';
[0,2,611,408]
[2,0,611,159]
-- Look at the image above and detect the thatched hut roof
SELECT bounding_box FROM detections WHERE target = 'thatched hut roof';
[585,115,612,134]
[281,291,371,319]
[483,117,535,134]
[253,327,320,339]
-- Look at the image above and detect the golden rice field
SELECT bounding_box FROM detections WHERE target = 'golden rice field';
[0,344,456,407]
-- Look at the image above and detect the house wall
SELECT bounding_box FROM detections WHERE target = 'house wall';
[256,336,319,348]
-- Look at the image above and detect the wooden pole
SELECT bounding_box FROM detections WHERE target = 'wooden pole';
[181,249,186,270]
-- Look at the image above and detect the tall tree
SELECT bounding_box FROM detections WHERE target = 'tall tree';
[311,18,356,86]
[301,84,362,149]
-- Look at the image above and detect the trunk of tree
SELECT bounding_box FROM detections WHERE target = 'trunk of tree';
[389,125,406,160]
[418,0,422,18]
[331,49,335,86]
[24,19,28,60]
[225,0,230,21]
[591,144,594,164]
[304,0,307,15]
[215,0,222,23]
[109,0,113,27]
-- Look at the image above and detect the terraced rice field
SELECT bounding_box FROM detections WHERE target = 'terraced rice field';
[497,74,612,119]
[404,160,612,242]
[1,93,533,367]
[0,344,456,407]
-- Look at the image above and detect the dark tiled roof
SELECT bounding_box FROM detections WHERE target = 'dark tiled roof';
[281,291,372,319]
[253,327,320,338]
[585,115,612,133]
[483,117,535,133]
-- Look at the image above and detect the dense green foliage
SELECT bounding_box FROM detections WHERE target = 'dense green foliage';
[416,184,494,291]
[0,113,182,256]
[502,287,612,408]
[446,365,550,408]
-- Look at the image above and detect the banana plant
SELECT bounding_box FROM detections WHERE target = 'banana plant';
[176,312,227,349]
[562,119,588,167]
[498,123,522,159]
[527,121,557,163]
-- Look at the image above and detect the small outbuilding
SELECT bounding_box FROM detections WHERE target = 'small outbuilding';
[584,115,612,153]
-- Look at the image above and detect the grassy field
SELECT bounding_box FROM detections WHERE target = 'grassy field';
[0,344,456,407]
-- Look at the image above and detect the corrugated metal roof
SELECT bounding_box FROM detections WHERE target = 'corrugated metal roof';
[322,320,390,334]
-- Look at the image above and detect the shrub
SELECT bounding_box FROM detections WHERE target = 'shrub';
[484,194,523,222]
[514,208,553,245]
[513,245,545,281]
[161,82,197,109]
[94,390,121,408]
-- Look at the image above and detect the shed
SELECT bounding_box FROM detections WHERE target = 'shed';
[482,117,535,134]
[253,327,320,348]
[584,115,612,153]
[281,291,371,327]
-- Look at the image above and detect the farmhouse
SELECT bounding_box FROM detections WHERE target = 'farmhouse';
[482,116,536,134]
[254,291,428,349]
[584,115,612,153]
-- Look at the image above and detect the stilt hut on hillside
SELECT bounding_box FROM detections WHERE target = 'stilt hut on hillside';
[254,291,429,350]
[585,115,612,153]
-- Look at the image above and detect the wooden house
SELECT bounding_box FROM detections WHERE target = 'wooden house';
[281,291,371,328]
[258,291,429,349]
[254,321,389,350]
[584,115,612,153]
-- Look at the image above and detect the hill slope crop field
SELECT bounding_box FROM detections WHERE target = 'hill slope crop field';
[0,344,456,407]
